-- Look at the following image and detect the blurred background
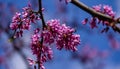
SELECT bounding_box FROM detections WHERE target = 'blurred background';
[0,0,120,69]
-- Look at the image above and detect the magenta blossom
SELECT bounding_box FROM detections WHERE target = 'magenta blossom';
[82,4,116,32]
[30,19,80,69]
[27,58,35,66]
[47,19,80,51]
[10,4,40,38]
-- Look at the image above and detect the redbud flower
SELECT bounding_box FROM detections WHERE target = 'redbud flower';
[40,63,45,69]
[103,5,115,17]
[42,30,54,45]
[31,28,53,68]
[10,12,21,30]
[90,18,97,29]
[10,4,40,38]
[82,18,88,25]
[10,2,80,69]
[93,4,101,12]
[103,5,112,13]
[27,58,35,66]
[31,33,40,44]
[30,19,80,69]
[47,19,80,51]
[82,4,116,32]
[31,28,41,55]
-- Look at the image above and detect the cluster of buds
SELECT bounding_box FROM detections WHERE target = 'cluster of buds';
[30,19,80,69]
[10,3,81,69]
[10,4,40,38]
[46,19,80,51]
[82,5,116,33]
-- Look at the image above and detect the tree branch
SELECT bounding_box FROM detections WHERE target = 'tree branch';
[71,0,120,23]
[71,0,120,33]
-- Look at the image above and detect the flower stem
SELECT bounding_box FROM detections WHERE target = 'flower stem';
[38,0,46,30]
[38,0,46,69]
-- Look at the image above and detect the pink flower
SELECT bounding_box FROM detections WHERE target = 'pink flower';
[10,23,18,30]
[31,28,53,61]
[12,12,21,23]
[93,4,101,12]
[47,19,80,51]
[10,3,40,38]
[40,63,45,69]
[83,4,115,32]
[90,18,97,29]
[10,12,21,30]
[82,18,88,25]
[103,5,112,13]
[30,19,80,69]
[42,30,54,45]
[107,11,115,17]
[103,5,115,17]
[27,58,35,66]
[31,34,40,44]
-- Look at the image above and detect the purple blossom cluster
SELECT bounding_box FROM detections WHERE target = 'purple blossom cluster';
[31,29,41,56]
[10,4,39,38]
[31,28,53,69]
[10,2,80,69]
[93,5,115,17]
[10,2,80,68]
[27,58,35,66]
[31,19,80,55]
[46,19,80,51]
[30,19,80,69]
[31,28,53,59]
[82,5,116,32]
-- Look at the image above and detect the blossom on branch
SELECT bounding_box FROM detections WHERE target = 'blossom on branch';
[10,4,40,38]
[47,19,80,51]
[82,4,116,32]
[30,19,80,69]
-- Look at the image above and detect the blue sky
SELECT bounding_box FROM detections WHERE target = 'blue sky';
[0,0,120,69]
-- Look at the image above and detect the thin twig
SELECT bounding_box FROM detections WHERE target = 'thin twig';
[37,0,46,69]
[38,0,46,29]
